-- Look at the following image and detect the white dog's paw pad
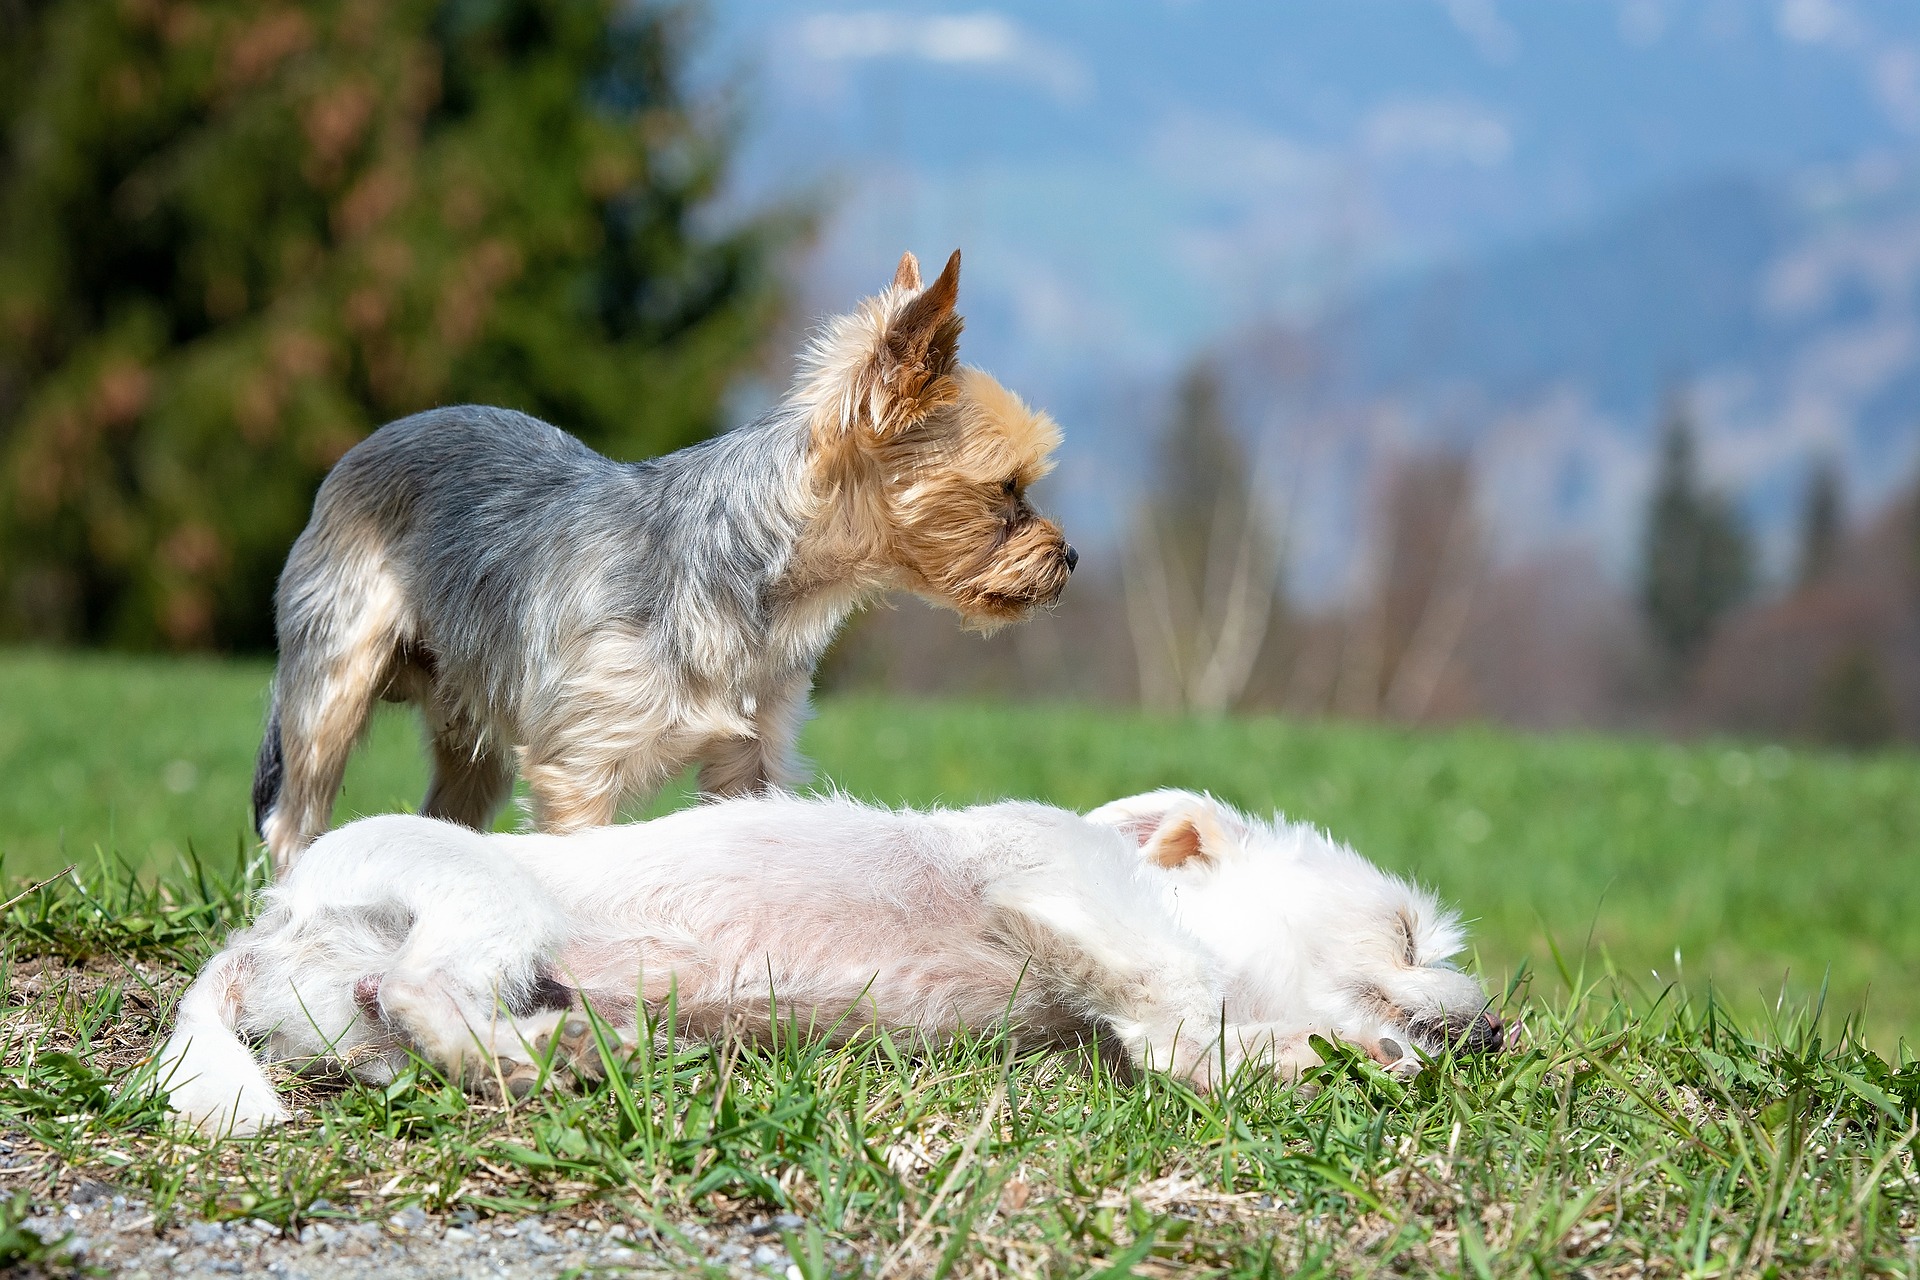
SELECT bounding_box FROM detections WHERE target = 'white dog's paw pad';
[476,1059,543,1102]
[534,1018,609,1084]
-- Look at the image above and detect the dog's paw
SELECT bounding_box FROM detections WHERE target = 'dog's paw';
[475,1058,544,1103]
[1359,1035,1424,1080]
[535,1017,611,1085]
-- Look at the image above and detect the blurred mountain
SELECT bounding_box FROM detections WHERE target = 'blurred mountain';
[1207,159,1920,598]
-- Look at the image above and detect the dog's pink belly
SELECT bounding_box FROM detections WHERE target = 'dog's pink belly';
[554,919,1073,1044]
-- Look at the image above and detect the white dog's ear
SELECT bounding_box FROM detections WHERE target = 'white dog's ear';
[1087,790,1241,870]
[1141,804,1226,869]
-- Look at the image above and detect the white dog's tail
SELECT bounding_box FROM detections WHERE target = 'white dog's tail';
[155,949,289,1136]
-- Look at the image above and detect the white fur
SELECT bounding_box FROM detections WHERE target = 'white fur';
[158,792,1495,1135]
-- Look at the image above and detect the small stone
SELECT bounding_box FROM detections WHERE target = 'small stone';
[305,1198,334,1215]
[188,1221,228,1245]
[772,1213,805,1232]
[752,1243,787,1267]
[70,1179,111,1205]
[747,1216,772,1236]
[387,1206,428,1233]
[523,1224,559,1253]
[444,1228,473,1243]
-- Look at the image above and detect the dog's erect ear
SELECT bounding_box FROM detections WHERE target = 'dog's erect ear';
[1086,789,1240,870]
[892,251,923,291]
[866,249,963,437]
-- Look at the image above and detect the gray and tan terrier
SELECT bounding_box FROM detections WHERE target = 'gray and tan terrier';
[254,251,1076,872]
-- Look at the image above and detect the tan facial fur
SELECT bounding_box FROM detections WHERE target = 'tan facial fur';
[798,251,1075,629]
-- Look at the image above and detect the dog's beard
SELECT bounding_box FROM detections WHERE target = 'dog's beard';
[942,524,1073,626]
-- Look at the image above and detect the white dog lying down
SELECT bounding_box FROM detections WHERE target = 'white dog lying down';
[158,790,1501,1134]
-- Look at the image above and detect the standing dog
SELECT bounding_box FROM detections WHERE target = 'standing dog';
[254,251,1075,871]
[158,790,1501,1135]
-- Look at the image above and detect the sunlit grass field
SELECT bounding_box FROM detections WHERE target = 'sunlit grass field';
[3,650,1917,1044]
[2,650,1918,1276]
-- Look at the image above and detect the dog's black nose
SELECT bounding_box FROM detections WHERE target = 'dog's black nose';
[1064,544,1079,573]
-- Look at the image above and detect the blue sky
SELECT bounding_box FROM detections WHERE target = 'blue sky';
[696,2,1920,585]
[707,0,1920,375]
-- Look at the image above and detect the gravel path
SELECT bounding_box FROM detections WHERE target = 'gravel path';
[10,1180,847,1278]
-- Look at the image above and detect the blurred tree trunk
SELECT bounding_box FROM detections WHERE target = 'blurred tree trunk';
[1123,363,1285,714]
[1333,451,1483,723]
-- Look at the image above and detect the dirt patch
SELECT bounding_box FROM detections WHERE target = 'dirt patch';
[6,1175,845,1278]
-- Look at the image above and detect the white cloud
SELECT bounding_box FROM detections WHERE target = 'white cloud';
[1439,0,1520,63]
[1768,1,1920,135]
[1362,98,1513,169]
[1617,0,1668,47]
[1145,111,1327,197]
[1775,0,1861,45]
[1871,45,1920,132]
[795,11,1091,102]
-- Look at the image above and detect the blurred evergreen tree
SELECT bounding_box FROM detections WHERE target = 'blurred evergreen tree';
[1795,455,1843,590]
[1909,478,1920,601]
[0,0,796,650]
[1639,396,1752,674]
[1814,647,1895,750]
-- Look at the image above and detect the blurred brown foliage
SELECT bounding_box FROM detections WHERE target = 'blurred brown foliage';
[0,0,795,650]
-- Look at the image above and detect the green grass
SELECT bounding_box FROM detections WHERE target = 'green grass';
[4,650,1918,1044]
[2,650,1918,1275]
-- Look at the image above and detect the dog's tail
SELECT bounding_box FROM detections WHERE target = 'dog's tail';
[251,696,284,839]
[154,950,290,1135]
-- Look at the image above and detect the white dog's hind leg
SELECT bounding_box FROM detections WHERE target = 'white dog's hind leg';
[469,1009,639,1098]
[156,950,290,1136]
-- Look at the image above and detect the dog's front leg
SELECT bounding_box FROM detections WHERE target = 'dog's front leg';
[696,675,810,796]
[521,714,693,832]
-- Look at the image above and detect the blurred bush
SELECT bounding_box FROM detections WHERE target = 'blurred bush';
[0,0,797,651]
